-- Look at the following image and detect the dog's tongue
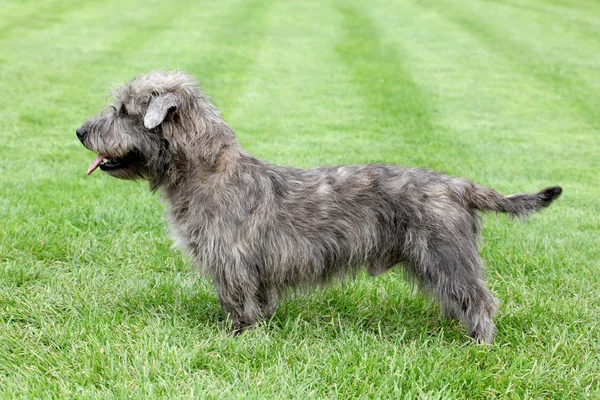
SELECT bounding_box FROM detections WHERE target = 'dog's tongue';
[87,155,106,175]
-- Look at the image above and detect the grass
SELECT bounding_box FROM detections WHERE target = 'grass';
[1,0,599,397]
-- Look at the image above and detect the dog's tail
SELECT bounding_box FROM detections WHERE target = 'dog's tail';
[469,185,562,218]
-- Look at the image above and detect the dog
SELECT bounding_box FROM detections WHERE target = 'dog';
[76,71,562,343]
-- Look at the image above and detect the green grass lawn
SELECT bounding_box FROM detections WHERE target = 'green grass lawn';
[1,0,599,397]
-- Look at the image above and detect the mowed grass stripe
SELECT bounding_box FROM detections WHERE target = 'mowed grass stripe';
[128,0,277,116]
[0,0,106,39]
[334,2,472,169]
[336,0,558,182]
[341,0,523,181]
[217,1,377,165]
[365,0,596,192]
[410,0,600,204]
[425,0,600,126]
[545,0,600,13]
[0,0,127,118]
[481,0,600,36]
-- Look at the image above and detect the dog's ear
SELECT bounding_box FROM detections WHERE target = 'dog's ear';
[144,93,179,129]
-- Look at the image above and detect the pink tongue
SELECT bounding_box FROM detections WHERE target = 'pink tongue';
[87,155,106,175]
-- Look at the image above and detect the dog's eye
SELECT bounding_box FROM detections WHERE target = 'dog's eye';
[120,104,129,116]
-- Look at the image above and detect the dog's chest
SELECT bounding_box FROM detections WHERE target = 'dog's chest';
[163,194,229,261]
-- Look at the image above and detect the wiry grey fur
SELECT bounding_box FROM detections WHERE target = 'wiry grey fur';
[77,71,562,343]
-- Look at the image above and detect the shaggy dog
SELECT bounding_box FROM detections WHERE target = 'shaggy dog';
[76,71,562,343]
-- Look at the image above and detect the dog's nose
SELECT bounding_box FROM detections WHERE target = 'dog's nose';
[76,126,87,142]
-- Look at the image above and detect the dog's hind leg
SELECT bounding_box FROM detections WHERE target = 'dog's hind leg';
[257,282,278,321]
[409,238,498,344]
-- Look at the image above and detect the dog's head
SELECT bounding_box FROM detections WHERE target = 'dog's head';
[77,71,225,183]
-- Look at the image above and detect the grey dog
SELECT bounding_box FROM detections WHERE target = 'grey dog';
[76,71,561,343]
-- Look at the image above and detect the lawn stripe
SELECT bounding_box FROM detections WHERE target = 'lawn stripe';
[480,0,600,36]
[476,0,600,60]
[0,0,104,39]
[421,0,600,128]
[333,0,472,168]
[356,0,598,188]
[209,0,365,165]
[335,2,433,133]
[541,0,600,13]
[143,0,277,114]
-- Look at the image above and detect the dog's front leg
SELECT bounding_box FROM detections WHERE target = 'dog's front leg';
[213,270,263,335]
